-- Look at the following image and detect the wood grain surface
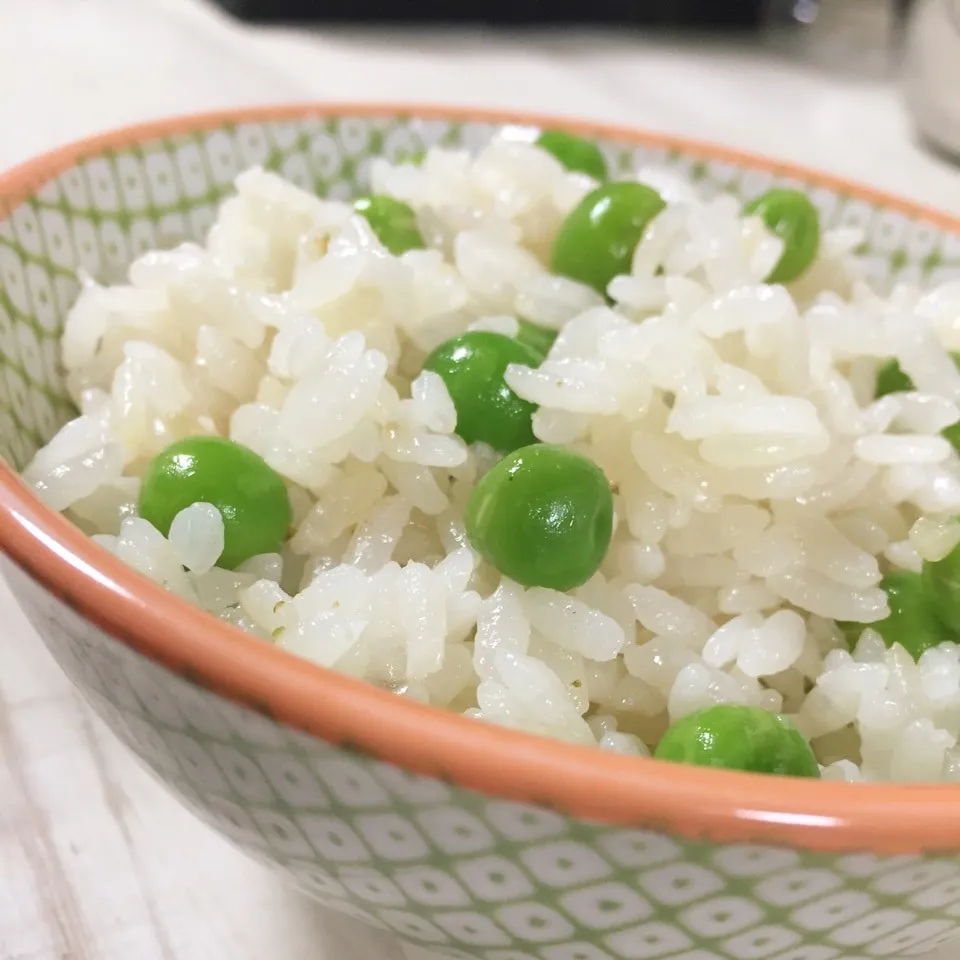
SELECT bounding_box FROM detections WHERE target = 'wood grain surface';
[0,578,413,960]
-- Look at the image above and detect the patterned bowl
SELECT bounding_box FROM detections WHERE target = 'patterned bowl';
[3,105,960,960]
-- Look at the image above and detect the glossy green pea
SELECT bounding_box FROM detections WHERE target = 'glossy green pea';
[353,194,425,255]
[551,182,666,295]
[744,188,821,285]
[654,705,820,778]
[844,570,947,660]
[138,436,292,570]
[465,444,614,591]
[423,331,540,452]
[535,130,608,181]
[514,319,557,362]
[923,545,960,638]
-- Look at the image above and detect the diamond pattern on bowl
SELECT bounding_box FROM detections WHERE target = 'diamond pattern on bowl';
[12,548,960,960]
[556,883,653,930]
[678,897,765,938]
[4,111,960,960]
[399,865,474,907]
[638,865,726,908]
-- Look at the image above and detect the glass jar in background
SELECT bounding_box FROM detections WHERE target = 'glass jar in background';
[761,0,911,78]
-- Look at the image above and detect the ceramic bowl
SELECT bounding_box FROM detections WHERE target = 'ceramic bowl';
[3,105,960,960]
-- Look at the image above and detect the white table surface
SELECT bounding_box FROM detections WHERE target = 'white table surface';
[2,2,960,958]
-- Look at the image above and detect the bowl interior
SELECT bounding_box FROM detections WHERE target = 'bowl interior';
[2,107,960,470]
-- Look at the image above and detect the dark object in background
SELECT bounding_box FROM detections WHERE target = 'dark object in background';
[211,0,763,28]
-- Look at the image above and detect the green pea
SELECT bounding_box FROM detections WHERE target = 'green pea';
[465,444,614,591]
[923,545,960,638]
[551,182,666,296]
[353,195,425,256]
[514,319,557,362]
[943,422,960,452]
[875,353,960,399]
[744,188,821,285]
[422,331,540,453]
[874,354,960,453]
[875,358,915,399]
[138,436,292,570]
[655,705,820,778]
[535,130,608,181]
[845,570,947,659]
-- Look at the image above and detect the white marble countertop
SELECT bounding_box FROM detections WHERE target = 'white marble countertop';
[1,1,959,958]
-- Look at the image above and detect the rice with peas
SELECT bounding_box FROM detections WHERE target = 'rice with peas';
[23,135,960,782]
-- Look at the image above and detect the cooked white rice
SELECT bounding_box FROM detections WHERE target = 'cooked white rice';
[23,138,960,782]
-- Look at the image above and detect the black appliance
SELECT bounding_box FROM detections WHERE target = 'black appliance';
[211,0,765,28]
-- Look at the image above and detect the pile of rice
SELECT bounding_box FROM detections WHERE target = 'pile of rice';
[23,134,960,782]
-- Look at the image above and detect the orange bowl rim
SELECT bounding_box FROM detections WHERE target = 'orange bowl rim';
[4,101,960,856]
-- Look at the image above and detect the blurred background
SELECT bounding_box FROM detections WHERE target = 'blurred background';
[0,0,957,215]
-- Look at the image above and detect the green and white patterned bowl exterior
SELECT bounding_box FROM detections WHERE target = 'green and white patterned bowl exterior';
[4,111,960,960]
